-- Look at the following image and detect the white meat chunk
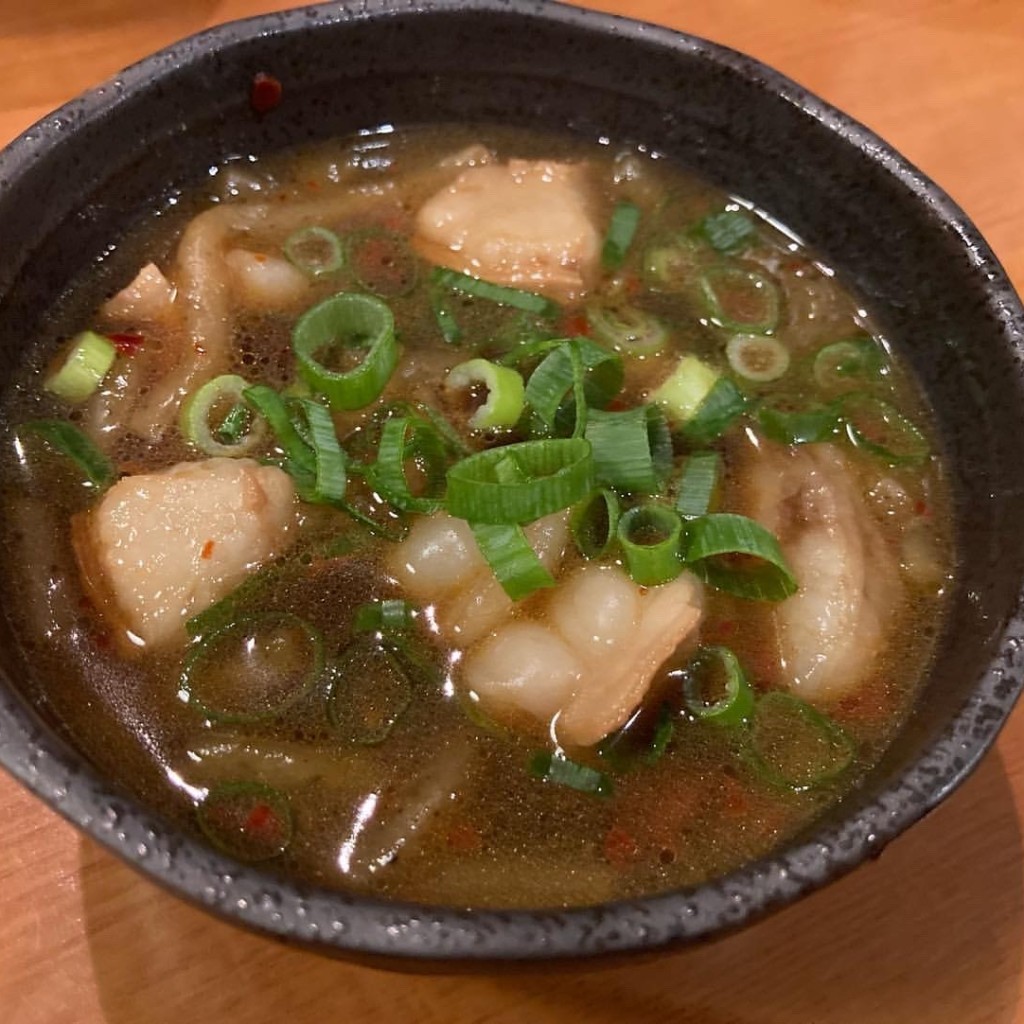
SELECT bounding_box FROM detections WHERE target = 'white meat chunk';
[413,159,600,302]
[76,458,296,648]
[224,249,311,310]
[747,442,900,704]
[101,262,177,324]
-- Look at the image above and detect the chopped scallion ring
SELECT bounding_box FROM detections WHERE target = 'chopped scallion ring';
[283,225,344,278]
[242,385,318,499]
[571,488,621,559]
[432,267,560,318]
[470,521,557,601]
[682,377,748,445]
[758,403,840,445]
[699,265,781,334]
[292,292,400,410]
[44,330,116,404]
[675,451,720,519]
[683,513,797,602]
[328,641,413,744]
[180,612,325,723]
[524,339,624,435]
[197,781,293,862]
[700,210,758,254]
[585,303,668,356]
[365,415,447,513]
[642,235,708,292]
[617,503,684,586]
[445,437,594,525]
[601,201,641,270]
[839,393,928,465]
[181,374,267,457]
[529,751,613,796]
[20,419,116,490]
[293,398,348,503]
[353,599,417,635]
[584,405,671,495]
[446,358,526,430]
[682,646,754,726]
[746,691,855,790]
[726,334,790,382]
[649,354,720,424]
[813,337,885,393]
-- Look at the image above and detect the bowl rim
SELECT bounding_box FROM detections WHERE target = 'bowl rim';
[1,0,1023,965]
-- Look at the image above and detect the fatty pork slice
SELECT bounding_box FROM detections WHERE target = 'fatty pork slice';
[76,458,296,648]
[413,159,601,302]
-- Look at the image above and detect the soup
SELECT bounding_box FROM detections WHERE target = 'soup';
[0,125,952,908]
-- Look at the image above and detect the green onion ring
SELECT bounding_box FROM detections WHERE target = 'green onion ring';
[327,641,413,745]
[20,419,116,490]
[197,781,293,862]
[682,646,755,726]
[366,416,447,514]
[585,405,671,494]
[675,450,720,519]
[182,374,267,457]
[617,503,685,586]
[445,437,594,525]
[470,521,557,601]
[433,267,560,318]
[601,201,641,270]
[283,225,344,278]
[571,488,621,559]
[292,292,400,410]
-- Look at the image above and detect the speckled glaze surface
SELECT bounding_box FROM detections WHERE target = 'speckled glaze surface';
[1,0,1024,968]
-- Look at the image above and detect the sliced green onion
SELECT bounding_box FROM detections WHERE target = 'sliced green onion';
[675,451,720,519]
[839,393,928,465]
[20,420,115,489]
[179,613,324,723]
[813,337,885,392]
[684,513,797,602]
[529,751,612,796]
[328,641,413,744]
[433,267,560,318]
[747,691,855,790]
[470,521,557,601]
[524,339,623,433]
[293,398,347,503]
[585,303,668,356]
[44,331,116,403]
[649,354,720,424]
[197,781,292,862]
[292,292,399,410]
[758,403,840,445]
[571,488,621,559]
[185,565,277,640]
[682,646,754,726]
[242,385,317,494]
[431,282,463,344]
[700,265,781,334]
[617,503,684,586]
[683,377,748,445]
[446,438,594,524]
[647,705,675,763]
[353,599,417,634]
[217,402,250,444]
[346,228,419,297]
[642,234,708,292]
[601,201,641,270]
[700,210,757,254]
[365,416,447,513]
[584,405,671,494]
[726,334,790,382]
[283,225,344,278]
[181,374,267,457]
[446,358,526,430]
[598,703,674,772]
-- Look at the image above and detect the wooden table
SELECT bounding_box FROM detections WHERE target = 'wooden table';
[2,2,1023,1021]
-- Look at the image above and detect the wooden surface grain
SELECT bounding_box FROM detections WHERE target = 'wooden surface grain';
[2,1,1023,1021]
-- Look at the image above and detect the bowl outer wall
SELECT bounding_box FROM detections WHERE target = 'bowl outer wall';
[0,0,1023,967]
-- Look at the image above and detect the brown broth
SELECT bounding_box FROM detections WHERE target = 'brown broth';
[0,125,953,908]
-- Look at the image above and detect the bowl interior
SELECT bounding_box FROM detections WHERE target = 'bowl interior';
[1,0,1023,964]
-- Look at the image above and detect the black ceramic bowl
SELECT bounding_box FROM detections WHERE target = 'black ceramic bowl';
[1,0,1024,970]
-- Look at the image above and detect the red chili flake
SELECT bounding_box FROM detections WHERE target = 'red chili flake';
[245,803,275,833]
[109,331,144,356]
[306,180,321,191]
[200,540,215,560]
[623,273,642,298]
[915,499,931,517]
[603,825,639,869]
[446,821,483,854]
[250,72,283,115]
[605,396,629,412]
[560,313,590,338]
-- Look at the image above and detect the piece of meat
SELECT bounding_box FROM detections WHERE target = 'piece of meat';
[74,458,296,648]
[101,262,178,324]
[747,441,900,704]
[413,159,600,302]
